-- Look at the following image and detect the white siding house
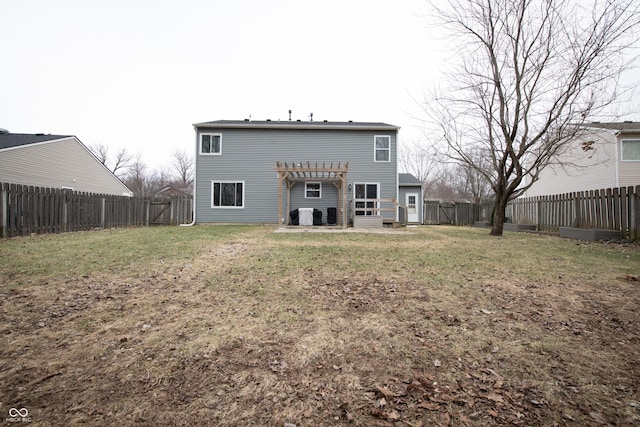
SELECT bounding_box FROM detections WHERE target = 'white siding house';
[524,122,640,197]
[0,132,131,196]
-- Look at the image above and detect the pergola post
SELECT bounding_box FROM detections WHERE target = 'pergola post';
[341,172,348,228]
[277,174,284,225]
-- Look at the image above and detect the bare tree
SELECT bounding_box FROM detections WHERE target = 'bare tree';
[170,149,194,188]
[424,0,639,235]
[399,142,440,183]
[122,155,169,197]
[89,143,132,177]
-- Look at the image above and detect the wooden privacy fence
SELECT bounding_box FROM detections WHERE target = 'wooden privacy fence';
[1,182,193,238]
[506,185,640,240]
[423,200,493,226]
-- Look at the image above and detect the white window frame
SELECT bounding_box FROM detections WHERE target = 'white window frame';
[374,135,391,162]
[305,182,322,199]
[621,139,640,161]
[211,181,244,208]
[200,133,222,155]
[353,182,379,216]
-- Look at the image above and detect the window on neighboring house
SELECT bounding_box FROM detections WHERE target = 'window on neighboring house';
[621,139,640,161]
[305,182,322,199]
[201,133,222,155]
[212,181,244,208]
[374,135,390,162]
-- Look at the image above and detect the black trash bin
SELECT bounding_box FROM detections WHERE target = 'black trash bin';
[327,207,337,225]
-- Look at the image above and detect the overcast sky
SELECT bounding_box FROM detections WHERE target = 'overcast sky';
[2,1,637,172]
[1,0,444,170]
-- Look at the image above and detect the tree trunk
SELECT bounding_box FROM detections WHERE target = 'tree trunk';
[490,196,507,236]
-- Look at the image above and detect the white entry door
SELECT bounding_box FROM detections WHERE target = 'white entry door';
[406,193,419,223]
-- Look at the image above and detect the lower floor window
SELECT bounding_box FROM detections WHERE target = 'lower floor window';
[212,181,244,207]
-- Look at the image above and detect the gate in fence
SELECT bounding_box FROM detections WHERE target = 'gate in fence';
[424,200,488,225]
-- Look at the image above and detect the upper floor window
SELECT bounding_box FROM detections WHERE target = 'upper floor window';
[621,139,640,161]
[305,182,322,199]
[201,133,222,155]
[374,135,390,162]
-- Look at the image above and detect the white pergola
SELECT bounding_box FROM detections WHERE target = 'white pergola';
[273,161,350,228]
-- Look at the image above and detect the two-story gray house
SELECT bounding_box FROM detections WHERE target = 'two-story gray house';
[192,120,400,227]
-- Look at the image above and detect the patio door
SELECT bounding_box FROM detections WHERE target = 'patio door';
[354,183,378,216]
[406,193,419,223]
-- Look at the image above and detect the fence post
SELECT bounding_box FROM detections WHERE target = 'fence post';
[633,185,640,241]
[101,197,106,228]
[170,198,175,226]
[145,200,150,227]
[1,183,7,238]
[62,189,69,232]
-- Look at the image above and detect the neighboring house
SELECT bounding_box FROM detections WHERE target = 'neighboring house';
[524,121,640,197]
[0,130,131,196]
[399,173,423,224]
[192,120,401,226]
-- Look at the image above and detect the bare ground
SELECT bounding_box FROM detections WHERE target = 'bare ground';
[1,227,639,426]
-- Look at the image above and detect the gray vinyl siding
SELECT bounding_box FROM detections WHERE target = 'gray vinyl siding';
[0,137,131,195]
[195,127,398,224]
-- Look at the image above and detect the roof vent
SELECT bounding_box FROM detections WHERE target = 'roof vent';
[323,120,328,122]
[0,128,9,134]
[266,119,271,122]
[296,119,301,122]
[348,120,353,123]
[244,118,249,122]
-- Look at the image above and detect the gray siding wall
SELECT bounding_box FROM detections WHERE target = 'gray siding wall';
[0,137,131,195]
[195,127,398,224]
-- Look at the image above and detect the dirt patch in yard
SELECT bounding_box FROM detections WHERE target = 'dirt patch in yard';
[1,227,639,426]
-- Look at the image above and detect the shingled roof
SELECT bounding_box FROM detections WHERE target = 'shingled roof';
[399,173,423,185]
[582,122,640,132]
[0,133,72,150]
[194,120,399,131]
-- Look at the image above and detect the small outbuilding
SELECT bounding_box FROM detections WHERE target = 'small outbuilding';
[399,173,423,224]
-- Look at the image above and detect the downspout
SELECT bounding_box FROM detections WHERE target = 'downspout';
[180,128,198,226]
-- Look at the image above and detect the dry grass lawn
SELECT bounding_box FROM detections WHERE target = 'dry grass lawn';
[1,225,639,426]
